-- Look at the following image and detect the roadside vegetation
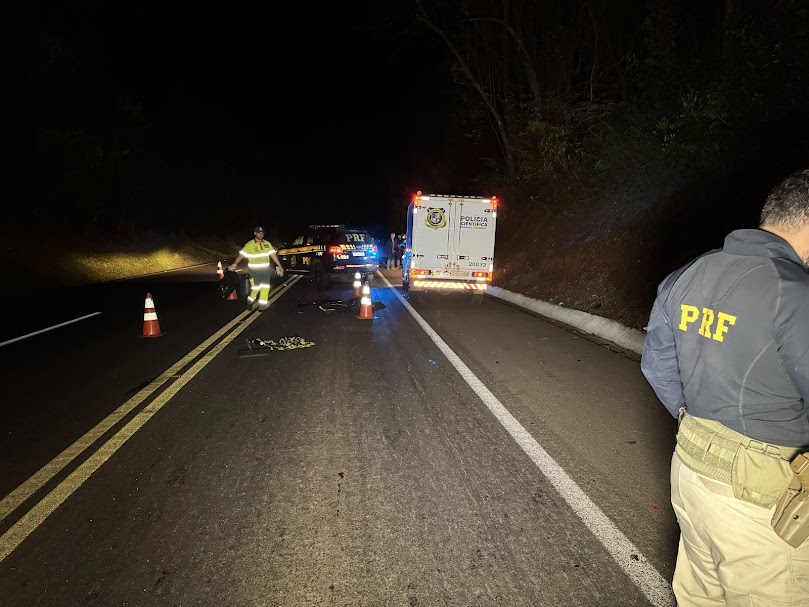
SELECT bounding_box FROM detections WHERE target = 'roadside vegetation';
[0,230,235,299]
[404,0,809,327]
[3,1,808,327]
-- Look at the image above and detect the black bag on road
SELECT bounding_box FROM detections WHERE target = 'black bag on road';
[218,270,240,299]
[237,273,251,299]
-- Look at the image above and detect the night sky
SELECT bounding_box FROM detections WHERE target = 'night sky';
[16,0,454,235]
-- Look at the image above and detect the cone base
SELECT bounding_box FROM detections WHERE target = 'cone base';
[142,321,164,337]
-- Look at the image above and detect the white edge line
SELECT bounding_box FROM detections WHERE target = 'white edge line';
[0,275,302,562]
[0,310,252,523]
[0,275,300,523]
[377,271,675,607]
[0,312,103,348]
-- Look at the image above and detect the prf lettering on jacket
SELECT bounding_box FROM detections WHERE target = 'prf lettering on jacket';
[678,305,737,343]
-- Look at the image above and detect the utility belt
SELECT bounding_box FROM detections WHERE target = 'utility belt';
[676,412,809,548]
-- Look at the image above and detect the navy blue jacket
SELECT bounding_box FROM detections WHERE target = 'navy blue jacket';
[641,229,809,448]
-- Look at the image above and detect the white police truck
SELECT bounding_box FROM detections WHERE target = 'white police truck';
[401,192,497,293]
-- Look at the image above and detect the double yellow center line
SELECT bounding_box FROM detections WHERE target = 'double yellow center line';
[0,275,301,562]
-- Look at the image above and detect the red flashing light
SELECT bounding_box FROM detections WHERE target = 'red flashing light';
[372,245,378,253]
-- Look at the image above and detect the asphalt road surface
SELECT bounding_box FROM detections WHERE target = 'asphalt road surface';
[0,265,679,607]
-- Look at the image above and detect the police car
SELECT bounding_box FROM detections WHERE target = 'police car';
[277,225,379,288]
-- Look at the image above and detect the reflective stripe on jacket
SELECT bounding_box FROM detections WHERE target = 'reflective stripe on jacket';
[240,239,276,269]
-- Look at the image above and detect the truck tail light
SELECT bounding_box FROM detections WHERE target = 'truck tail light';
[412,269,431,276]
[472,272,492,281]
[328,246,342,255]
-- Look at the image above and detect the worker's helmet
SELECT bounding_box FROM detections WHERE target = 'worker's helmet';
[254,226,264,233]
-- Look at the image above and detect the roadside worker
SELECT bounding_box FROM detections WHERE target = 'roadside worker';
[641,169,809,606]
[387,232,398,270]
[228,226,284,311]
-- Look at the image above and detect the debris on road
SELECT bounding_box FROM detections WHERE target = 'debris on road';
[249,336,314,350]
[238,336,315,357]
[296,298,387,313]
[298,298,357,312]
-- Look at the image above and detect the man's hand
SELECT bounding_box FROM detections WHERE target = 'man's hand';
[228,264,237,272]
[276,266,284,277]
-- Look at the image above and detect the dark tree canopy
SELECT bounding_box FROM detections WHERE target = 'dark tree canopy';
[2,0,808,239]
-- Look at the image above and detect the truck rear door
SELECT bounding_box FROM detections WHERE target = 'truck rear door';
[414,202,452,272]
[453,198,496,275]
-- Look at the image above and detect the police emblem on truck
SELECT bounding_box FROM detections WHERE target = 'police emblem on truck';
[425,208,447,229]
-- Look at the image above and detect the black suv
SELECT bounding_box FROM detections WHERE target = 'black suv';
[277,225,379,288]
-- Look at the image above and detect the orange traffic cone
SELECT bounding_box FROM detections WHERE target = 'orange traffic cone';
[356,281,374,320]
[226,281,240,300]
[352,272,362,298]
[217,261,224,280]
[142,292,163,337]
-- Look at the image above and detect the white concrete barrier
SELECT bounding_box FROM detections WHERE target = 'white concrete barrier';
[487,286,645,355]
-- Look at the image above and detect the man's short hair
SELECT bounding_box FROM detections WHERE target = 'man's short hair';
[760,169,809,229]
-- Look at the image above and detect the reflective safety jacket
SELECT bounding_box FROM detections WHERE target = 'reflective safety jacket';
[240,238,276,271]
[641,229,809,448]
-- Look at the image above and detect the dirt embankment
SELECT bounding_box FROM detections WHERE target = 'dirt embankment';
[0,229,238,300]
[493,165,777,330]
[496,229,653,329]
[495,210,661,330]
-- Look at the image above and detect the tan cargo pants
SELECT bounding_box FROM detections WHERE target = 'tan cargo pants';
[671,452,809,606]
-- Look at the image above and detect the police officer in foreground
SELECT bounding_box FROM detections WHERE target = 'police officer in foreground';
[229,226,284,311]
[642,169,809,606]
